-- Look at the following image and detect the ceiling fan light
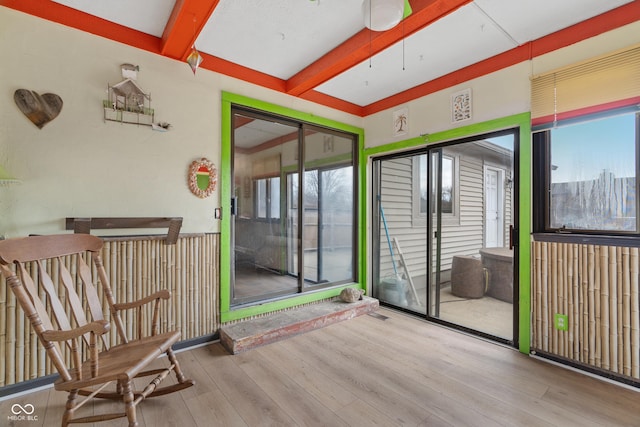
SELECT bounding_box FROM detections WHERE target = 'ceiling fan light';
[362,0,404,31]
[186,46,203,75]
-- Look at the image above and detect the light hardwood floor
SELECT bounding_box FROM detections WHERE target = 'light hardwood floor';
[2,308,639,426]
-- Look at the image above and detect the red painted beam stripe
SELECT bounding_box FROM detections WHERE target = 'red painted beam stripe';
[531,97,640,128]
[297,91,365,117]
[363,0,640,116]
[363,44,530,116]
[530,0,640,58]
[198,52,287,92]
[160,0,220,60]
[285,0,472,97]
[1,0,160,54]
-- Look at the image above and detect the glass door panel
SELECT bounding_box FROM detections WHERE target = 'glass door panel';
[286,172,299,277]
[373,155,428,313]
[303,128,355,288]
[428,134,515,341]
[232,112,299,304]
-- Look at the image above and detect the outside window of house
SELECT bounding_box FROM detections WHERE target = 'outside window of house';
[440,155,454,215]
[413,154,456,224]
[534,111,639,233]
[255,177,280,219]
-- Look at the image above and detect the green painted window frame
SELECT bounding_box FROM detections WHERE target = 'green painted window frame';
[220,92,366,323]
[363,113,532,355]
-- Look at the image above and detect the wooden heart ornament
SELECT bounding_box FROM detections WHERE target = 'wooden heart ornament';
[14,89,63,129]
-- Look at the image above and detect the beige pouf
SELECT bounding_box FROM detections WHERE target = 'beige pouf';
[451,255,485,299]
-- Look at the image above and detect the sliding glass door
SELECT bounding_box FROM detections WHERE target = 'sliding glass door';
[373,129,518,344]
[231,108,357,305]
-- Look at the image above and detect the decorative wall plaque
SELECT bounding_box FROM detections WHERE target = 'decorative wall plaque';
[451,88,472,123]
[14,89,63,129]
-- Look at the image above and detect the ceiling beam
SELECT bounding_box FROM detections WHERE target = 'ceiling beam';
[0,0,160,54]
[160,0,220,60]
[285,0,472,97]
[362,0,640,116]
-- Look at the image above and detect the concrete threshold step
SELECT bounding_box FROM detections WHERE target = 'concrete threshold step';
[220,296,379,354]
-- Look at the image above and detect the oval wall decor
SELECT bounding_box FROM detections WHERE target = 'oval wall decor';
[188,158,217,198]
[14,89,63,129]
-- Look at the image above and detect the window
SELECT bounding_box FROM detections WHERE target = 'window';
[255,176,280,219]
[413,153,457,225]
[439,155,454,215]
[534,110,639,233]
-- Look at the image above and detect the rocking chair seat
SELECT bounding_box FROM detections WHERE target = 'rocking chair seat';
[55,330,181,392]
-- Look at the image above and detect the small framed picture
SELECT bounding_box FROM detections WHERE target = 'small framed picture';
[451,88,472,123]
[393,107,408,136]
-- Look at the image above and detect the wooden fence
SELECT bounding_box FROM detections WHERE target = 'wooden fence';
[0,233,219,388]
[531,240,640,380]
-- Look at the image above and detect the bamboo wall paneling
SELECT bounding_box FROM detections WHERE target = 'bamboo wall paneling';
[632,248,640,378]
[622,247,631,376]
[531,239,640,382]
[589,246,596,366]
[600,246,610,370]
[562,244,569,357]
[0,234,219,389]
[558,243,564,355]
[6,273,16,385]
[0,271,5,386]
[583,246,587,363]
[609,246,618,372]
[571,244,579,360]
[552,243,558,353]
[542,242,549,351]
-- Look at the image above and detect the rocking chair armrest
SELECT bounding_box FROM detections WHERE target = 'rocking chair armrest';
[112,290,171,311]
[41,320,111,342]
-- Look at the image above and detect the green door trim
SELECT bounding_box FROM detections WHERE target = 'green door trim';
[220,92,366,323]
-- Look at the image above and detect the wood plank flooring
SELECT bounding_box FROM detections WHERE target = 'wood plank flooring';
[2,308,639,426]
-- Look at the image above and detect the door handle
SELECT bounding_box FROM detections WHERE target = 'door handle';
[231,197,238,216]
[509,225,516,250]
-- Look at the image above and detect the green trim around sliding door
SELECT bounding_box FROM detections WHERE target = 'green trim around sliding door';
[363,113,532,354]
[220,92,366,323]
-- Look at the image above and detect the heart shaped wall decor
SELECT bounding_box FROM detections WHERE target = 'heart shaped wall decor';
[14,89,63,129]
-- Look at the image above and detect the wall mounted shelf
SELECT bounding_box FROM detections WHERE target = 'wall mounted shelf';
[65,217,183,244]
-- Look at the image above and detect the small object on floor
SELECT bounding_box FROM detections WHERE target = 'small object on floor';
[339,287,364,303]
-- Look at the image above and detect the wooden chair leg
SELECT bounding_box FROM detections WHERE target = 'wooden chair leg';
[121,380,139,427]
[166,348,188,383]
[61,390,78,427]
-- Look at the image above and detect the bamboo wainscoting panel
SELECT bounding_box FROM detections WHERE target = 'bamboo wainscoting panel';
[0,233,219,388]
[532,240,640,381]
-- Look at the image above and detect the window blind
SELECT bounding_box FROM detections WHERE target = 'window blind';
[531,45,640,124]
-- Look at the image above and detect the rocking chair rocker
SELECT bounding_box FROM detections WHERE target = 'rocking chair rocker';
[0,234,195,426]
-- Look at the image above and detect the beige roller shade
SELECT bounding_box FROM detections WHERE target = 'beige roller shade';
[531,45,640,123]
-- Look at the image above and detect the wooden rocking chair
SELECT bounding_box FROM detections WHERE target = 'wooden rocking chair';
[0,234,194,426]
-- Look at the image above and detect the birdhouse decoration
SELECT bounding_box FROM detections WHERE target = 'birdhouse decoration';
[103,64,155,126]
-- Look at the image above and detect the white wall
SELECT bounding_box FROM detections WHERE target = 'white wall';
[0,8,361,238]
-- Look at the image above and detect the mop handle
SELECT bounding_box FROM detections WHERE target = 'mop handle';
[378,195,398,276]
